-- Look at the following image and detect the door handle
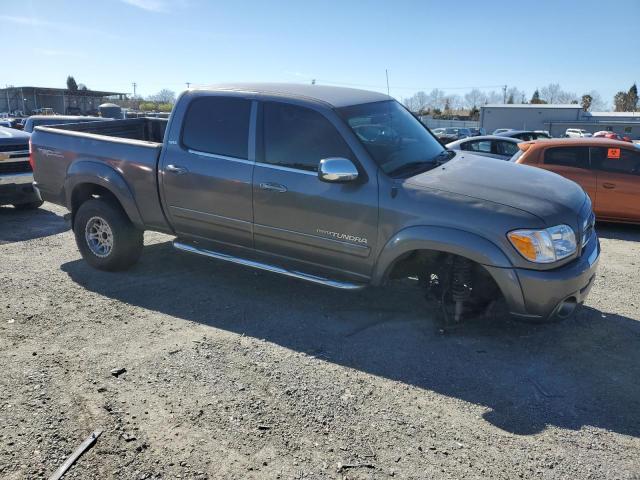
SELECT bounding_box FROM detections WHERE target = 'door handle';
[602,182,616,189]
[166,164,188,175]
[259,182,287,193]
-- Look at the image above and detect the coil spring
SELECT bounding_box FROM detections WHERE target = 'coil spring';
[451,257,472,302]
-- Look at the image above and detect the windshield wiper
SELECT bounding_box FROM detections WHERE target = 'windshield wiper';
[386,150,454,178]
[386,160,435,178]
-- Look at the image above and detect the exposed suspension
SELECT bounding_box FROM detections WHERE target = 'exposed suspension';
[451,256,473,323]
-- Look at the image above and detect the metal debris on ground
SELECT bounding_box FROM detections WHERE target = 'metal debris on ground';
[48,430,102,480]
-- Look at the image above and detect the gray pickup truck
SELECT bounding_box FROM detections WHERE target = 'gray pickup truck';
[31,83,599,323]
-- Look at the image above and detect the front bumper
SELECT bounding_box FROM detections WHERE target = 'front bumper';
[0,173,41,206]
[486,235,600,321]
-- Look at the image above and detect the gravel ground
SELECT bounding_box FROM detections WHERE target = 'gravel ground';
[1,202,639,479]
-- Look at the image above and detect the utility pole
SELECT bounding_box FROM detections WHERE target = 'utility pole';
[186,82,191,89]
[132,82,137,97]
[502,85,507,104]
[385,69,390,96]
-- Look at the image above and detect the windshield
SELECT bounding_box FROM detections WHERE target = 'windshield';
[337,100,446,177]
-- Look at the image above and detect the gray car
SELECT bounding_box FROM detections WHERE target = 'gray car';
[446,135,522,160]
[31,83,599,324]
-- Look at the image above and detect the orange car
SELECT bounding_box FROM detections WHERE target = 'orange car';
[512,138,640,224]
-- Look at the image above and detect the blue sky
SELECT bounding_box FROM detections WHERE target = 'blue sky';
[2,0,639,105]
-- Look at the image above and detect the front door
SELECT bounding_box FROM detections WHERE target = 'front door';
[160,94,256,248]
[539,145,597,203]
[591,146,640,222]
[252,101,378,280]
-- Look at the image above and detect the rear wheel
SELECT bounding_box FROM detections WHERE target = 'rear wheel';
[73,198,143,271]
[13,200,44,210]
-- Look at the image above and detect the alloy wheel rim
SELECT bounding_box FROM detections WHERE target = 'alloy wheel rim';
[85,216,114,258]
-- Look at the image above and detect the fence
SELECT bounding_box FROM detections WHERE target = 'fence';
[420,117,479,129]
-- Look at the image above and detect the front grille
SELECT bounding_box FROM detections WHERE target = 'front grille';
[0,161,32,174]
[582,212,595,248]
[0,143,28,153]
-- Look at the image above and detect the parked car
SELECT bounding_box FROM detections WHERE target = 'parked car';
[512,138,640,224]
[0,127,42,209]
[593,131,633,143]
[446,135,522,160]
[468,127,486,137]
[492,128,513,135]
[434,127,472,143]
[565,128,592,138]
[23,115,110,133]
[497,130,552,141]
[31,83,599,323]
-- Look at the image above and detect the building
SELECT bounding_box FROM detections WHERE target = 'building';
[0,86,127,116]
[480,104,640,139]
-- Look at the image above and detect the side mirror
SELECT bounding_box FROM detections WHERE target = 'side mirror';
[318,157,359,183]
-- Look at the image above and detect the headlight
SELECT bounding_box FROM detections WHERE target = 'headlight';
[508,225,576,263]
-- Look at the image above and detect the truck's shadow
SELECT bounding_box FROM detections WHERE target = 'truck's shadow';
[61,241,640,438]
[0,206,69,243]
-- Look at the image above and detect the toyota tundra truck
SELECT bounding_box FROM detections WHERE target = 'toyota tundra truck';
[30,83,600,323]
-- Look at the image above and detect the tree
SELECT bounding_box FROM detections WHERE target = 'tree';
[584,90,607,111]
[443,97,451,113]
[506,94,514,104]
[464,88,486,110]
[530,89,546,104]
[614,91,628,112]
[66,76,78,92]
[581,94,593,111]
[147,89,176,104]
[627,83,638,111]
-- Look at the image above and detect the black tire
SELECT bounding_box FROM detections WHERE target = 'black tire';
[13,200,44,210]
[73,198,143,271]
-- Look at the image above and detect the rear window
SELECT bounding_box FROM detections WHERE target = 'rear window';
[182,96,251,159]
[544,146,589,168]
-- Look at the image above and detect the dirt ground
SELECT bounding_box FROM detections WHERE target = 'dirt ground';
[1,202,639,479]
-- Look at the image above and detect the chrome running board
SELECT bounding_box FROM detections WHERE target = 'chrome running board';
[173,241,366,290]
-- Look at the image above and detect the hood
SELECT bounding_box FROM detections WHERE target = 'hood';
[0,126,31,144]
[405,152,586,226]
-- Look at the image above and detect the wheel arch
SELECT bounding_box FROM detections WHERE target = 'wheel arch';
[371,226,513,286]
[64,160,144,228]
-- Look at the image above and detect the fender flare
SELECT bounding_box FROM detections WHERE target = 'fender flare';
[371,225,513,286]
[64,160,144,228]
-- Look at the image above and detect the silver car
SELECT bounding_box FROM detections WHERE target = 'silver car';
[446,135,522,160]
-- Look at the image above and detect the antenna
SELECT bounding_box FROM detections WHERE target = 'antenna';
[385,69,390,96]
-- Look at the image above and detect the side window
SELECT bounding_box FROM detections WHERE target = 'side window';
[544,147,590,168]
[466,140,492,153]
[263,102,352,172]
[182,96,252,159]
[497,141,519,156]
[591,147,640,175]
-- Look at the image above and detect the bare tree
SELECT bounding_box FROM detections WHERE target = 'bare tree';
[539,83,562,103]
[427,88,446,110]
[147,89,176,104]
[464,89,486,109]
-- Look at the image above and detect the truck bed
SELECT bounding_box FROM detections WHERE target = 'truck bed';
[31,118,171,232]
[44,117,168,144]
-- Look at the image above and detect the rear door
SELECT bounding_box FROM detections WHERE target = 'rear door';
[590,146,640,222]
[252,100,378,280]
[540,146,596,202]
[160,94,256,247]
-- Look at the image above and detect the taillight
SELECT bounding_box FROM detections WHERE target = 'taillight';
[28,139,34,171]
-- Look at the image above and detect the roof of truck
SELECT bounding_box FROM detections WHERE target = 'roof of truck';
[192,83,391,108]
